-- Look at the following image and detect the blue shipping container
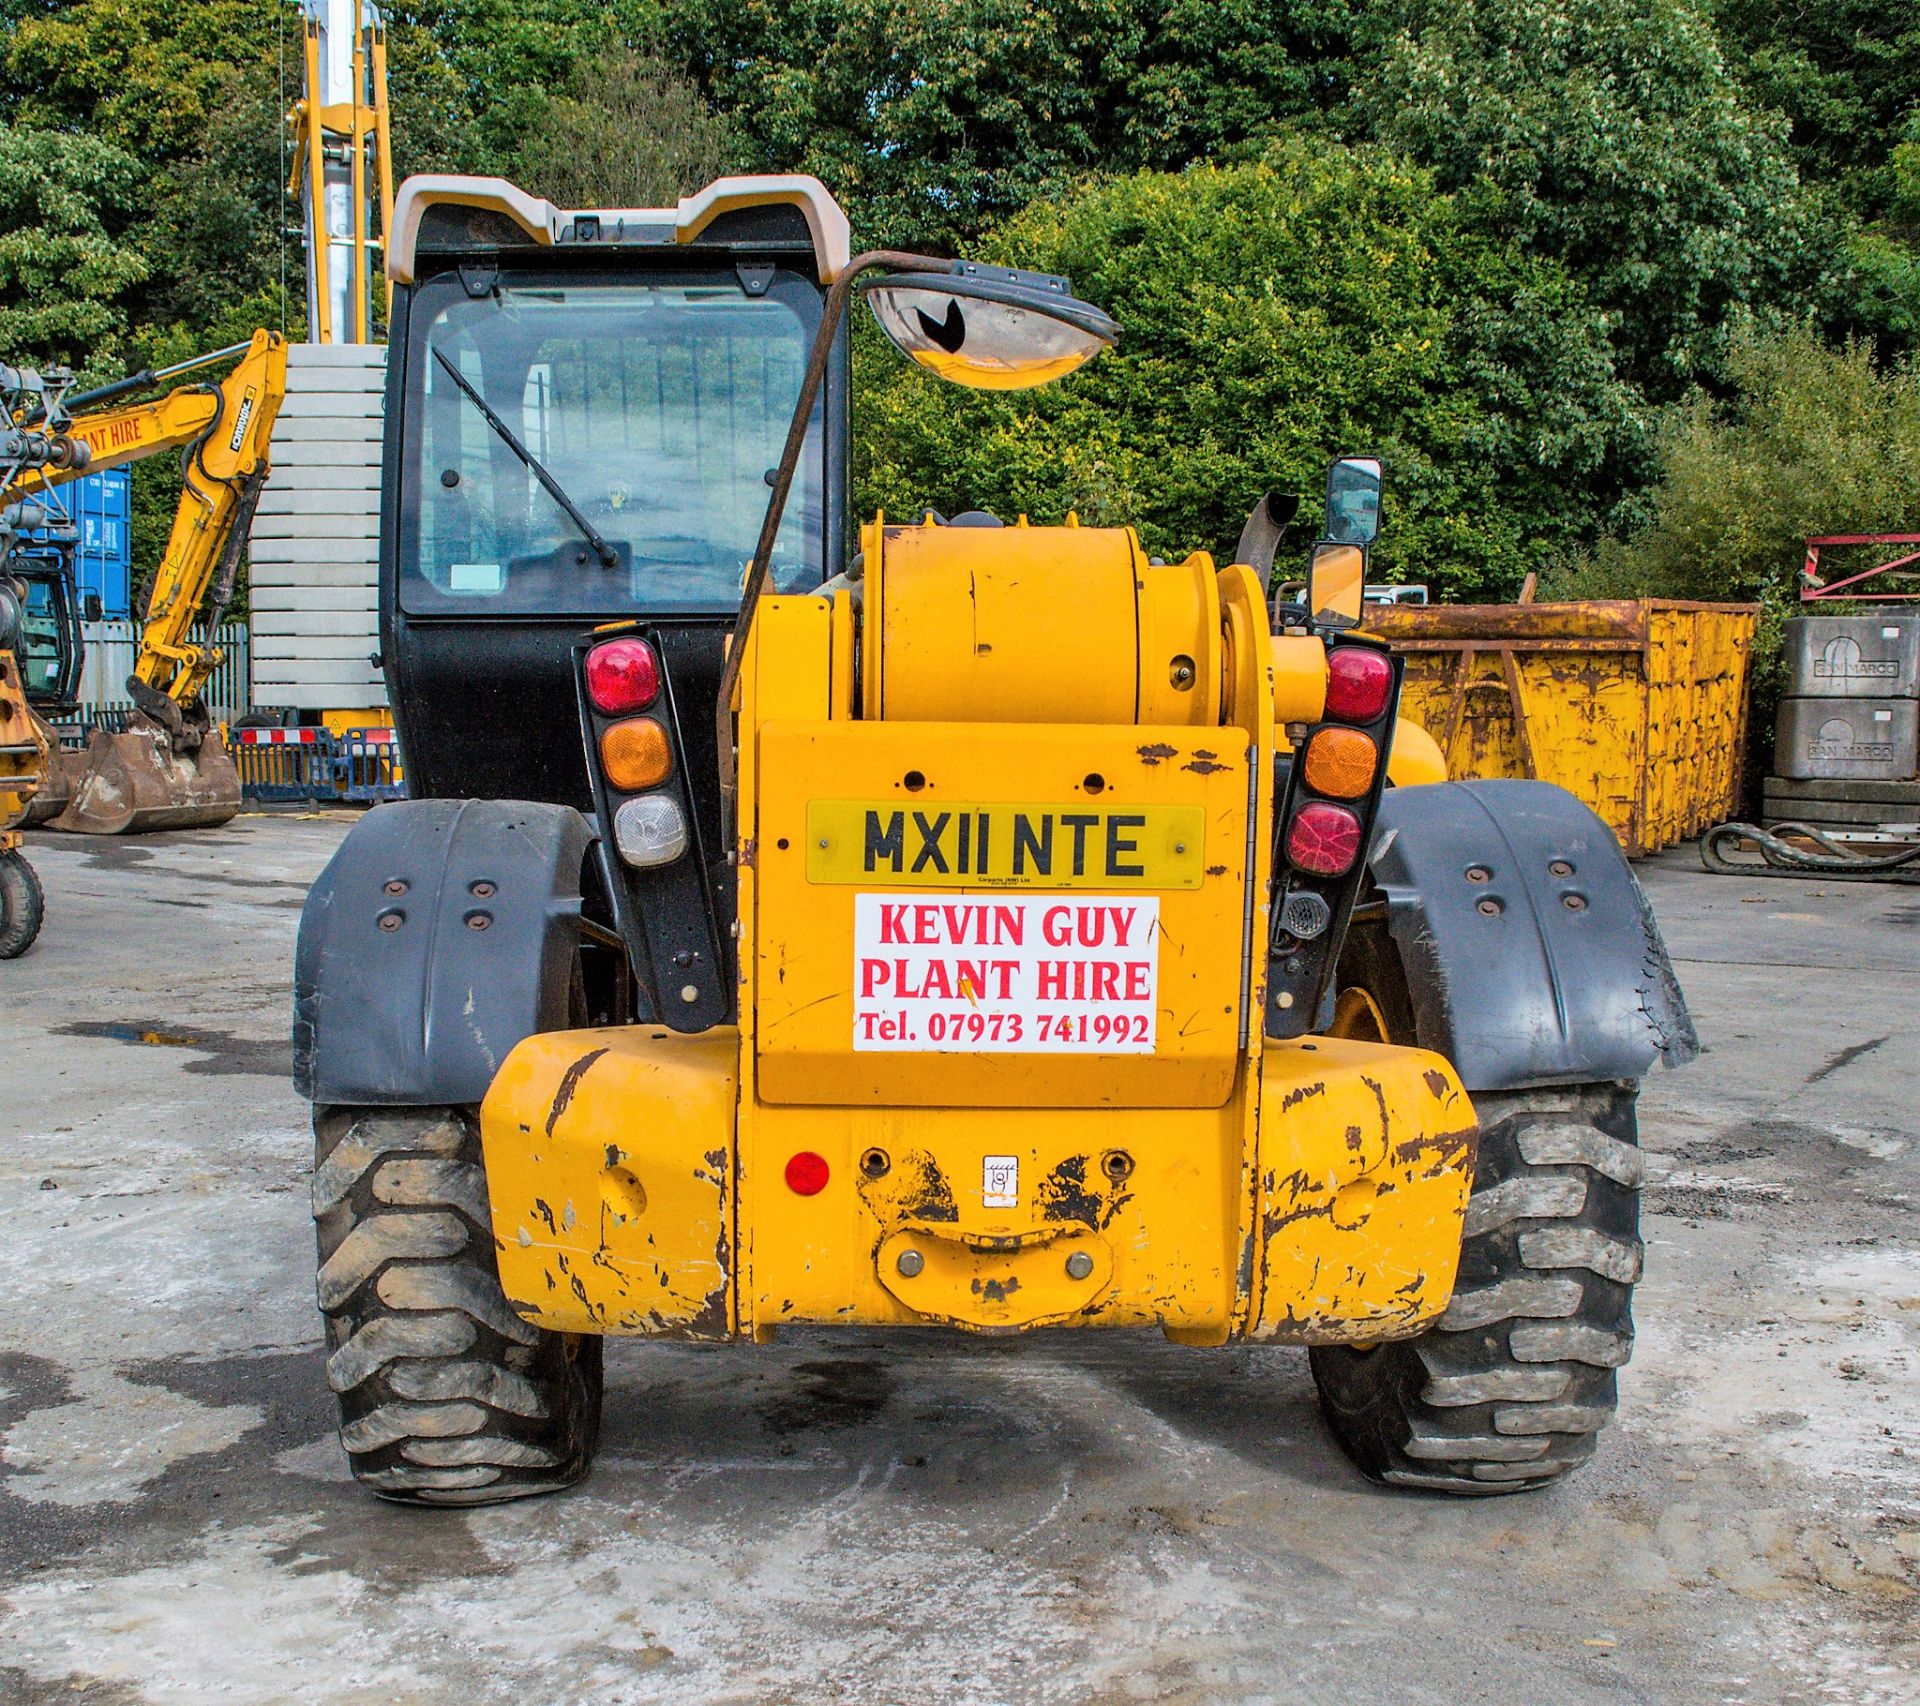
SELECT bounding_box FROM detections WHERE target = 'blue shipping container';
[38,467,133,618]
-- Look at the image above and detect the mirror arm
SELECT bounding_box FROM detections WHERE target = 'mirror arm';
[716,249,959,837]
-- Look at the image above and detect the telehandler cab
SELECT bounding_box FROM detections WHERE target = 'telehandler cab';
[295,174,1697,1504]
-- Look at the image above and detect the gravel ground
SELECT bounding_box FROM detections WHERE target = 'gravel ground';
[0,811,1915,1704]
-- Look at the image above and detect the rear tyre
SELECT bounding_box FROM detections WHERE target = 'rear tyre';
[0,849,44,959]
[1310,1083,1643,1494]
[312,1105,602,1505]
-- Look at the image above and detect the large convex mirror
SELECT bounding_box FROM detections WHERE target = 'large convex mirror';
[1324,456,1382,547]
[1307,541,1367,630]
[863,263,1119,391]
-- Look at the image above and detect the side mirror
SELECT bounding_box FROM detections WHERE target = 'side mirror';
[862,262,1120,391]
[84,591,104,623]
[1306,541,1366,630]
[1323,455,1382,548]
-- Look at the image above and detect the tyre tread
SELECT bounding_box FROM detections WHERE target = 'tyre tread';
[0,850,44,961]
[311,1105,600,1506]
[1311,1084,1642,1496]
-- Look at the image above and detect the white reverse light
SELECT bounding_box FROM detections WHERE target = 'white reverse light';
[613,794,688,868]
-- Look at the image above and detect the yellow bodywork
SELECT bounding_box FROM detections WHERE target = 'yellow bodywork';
[0,648,53,830]
[480,518,1480,1344]
[1369,597,1757,856]
[486,1024,1473,1343]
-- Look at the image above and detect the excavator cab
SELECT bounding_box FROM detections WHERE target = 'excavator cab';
[1,371,84,950]
[11,553,84,711]
[297,176,1697,1507]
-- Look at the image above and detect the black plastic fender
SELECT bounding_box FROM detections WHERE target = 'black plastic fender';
[293,798,595,1104]
[1362,779,1698,1091]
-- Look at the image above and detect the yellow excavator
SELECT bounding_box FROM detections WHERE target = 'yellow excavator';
[0,577,56,954]
[2,357,89,950]
[12,330,287,834]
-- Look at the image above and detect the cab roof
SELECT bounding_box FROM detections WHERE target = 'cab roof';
[387,174,853,287]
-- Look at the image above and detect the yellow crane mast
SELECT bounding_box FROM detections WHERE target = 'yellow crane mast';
[288,0,394,344]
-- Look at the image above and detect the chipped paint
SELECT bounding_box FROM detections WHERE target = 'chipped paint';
[544,1047,609,1138]
[858,1149,960,1225]
[1035,1155,1110,1229]
[1252,1035,1476,1343]
[1371,599,1757,856]
[482,1027,738,1340]
[475,827,1472,1351]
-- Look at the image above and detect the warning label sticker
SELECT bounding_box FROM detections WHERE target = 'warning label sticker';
[852,894,1159,1053]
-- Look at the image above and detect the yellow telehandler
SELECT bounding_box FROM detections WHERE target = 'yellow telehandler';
[11,330,286,833]
[294,176,1696,1504]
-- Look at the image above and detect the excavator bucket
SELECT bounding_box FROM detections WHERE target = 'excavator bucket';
[49,724,241,835]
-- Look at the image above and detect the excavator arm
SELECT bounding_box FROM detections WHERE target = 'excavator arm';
[16,330,287,708]
[6,329,287,834]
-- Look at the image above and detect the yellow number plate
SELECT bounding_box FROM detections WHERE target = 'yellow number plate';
[805,801,1206,889]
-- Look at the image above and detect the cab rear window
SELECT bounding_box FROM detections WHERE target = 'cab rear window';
[397,269,826,616]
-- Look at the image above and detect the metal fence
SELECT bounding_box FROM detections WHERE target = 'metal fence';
[76,620,252,722]
[229,724,407,804]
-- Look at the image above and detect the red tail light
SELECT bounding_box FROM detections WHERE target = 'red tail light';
[586,638,660,714]
[1287,801,1364,876]
[1325,646,1393,723]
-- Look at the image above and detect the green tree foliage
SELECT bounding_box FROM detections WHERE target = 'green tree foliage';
[1366,0,1822,395]
[1710,1,1920,358]
[856,145,1639,600]
[2,0,296,352]
[507,48,743,209]
[1834,107,1920,358]
[667,0,1159,249]
[379,0,657,177]
[664,0,1368,248]
[1711,0,1920,218]
[1550,324,1920,761]
[1565,327,1920,607]
[0,125,147,368]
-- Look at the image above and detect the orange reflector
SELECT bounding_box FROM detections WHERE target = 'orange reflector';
[601,717,672,791]
[1302,726,1377,800]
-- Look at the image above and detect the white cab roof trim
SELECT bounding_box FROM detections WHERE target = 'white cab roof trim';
[387,173,852,286]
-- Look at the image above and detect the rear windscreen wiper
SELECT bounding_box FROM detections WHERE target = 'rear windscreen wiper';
[430,346,620,569]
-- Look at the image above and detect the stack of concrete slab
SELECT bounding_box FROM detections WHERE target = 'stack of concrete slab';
[1768,613,1920,831]
[248,343,387,720]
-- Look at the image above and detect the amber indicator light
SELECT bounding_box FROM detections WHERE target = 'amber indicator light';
[600,718,672,792]
[1301,727,1378,800]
